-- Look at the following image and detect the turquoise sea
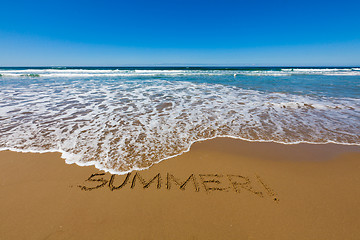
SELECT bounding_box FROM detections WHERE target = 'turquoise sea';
[0,67,359,173]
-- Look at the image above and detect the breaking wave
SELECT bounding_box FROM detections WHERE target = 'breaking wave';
[1,67,360,77]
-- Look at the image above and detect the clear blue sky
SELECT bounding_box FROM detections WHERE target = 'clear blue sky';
[1,0,359,66]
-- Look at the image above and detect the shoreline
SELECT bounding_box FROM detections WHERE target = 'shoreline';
[1,138,360,239]
[1,136,360,175]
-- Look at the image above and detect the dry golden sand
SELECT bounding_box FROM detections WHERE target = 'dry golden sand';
[1,138,360,240]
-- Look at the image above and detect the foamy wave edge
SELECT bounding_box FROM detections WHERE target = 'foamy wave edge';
[1,136,359,175]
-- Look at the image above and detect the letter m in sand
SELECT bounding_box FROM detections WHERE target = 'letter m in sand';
[131,172,162,189]
[166,173,199,192]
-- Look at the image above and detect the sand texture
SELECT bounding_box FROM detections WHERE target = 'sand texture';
[1,138,360,240]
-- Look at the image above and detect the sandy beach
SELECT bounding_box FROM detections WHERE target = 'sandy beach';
[2,0,360,238]
[1,137,360,240]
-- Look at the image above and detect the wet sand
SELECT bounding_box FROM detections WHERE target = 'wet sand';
[1,137,360,240]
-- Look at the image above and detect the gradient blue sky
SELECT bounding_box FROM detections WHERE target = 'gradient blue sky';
[1,0,359,66]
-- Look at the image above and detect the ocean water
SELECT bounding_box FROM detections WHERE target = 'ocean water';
[0,67,359,174]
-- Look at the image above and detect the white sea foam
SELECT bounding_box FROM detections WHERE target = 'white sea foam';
[280,68,360,76]
[0,75,359,174]
[281,68,352,72]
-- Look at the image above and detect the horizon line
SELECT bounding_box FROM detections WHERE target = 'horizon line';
[1,65,359,68]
